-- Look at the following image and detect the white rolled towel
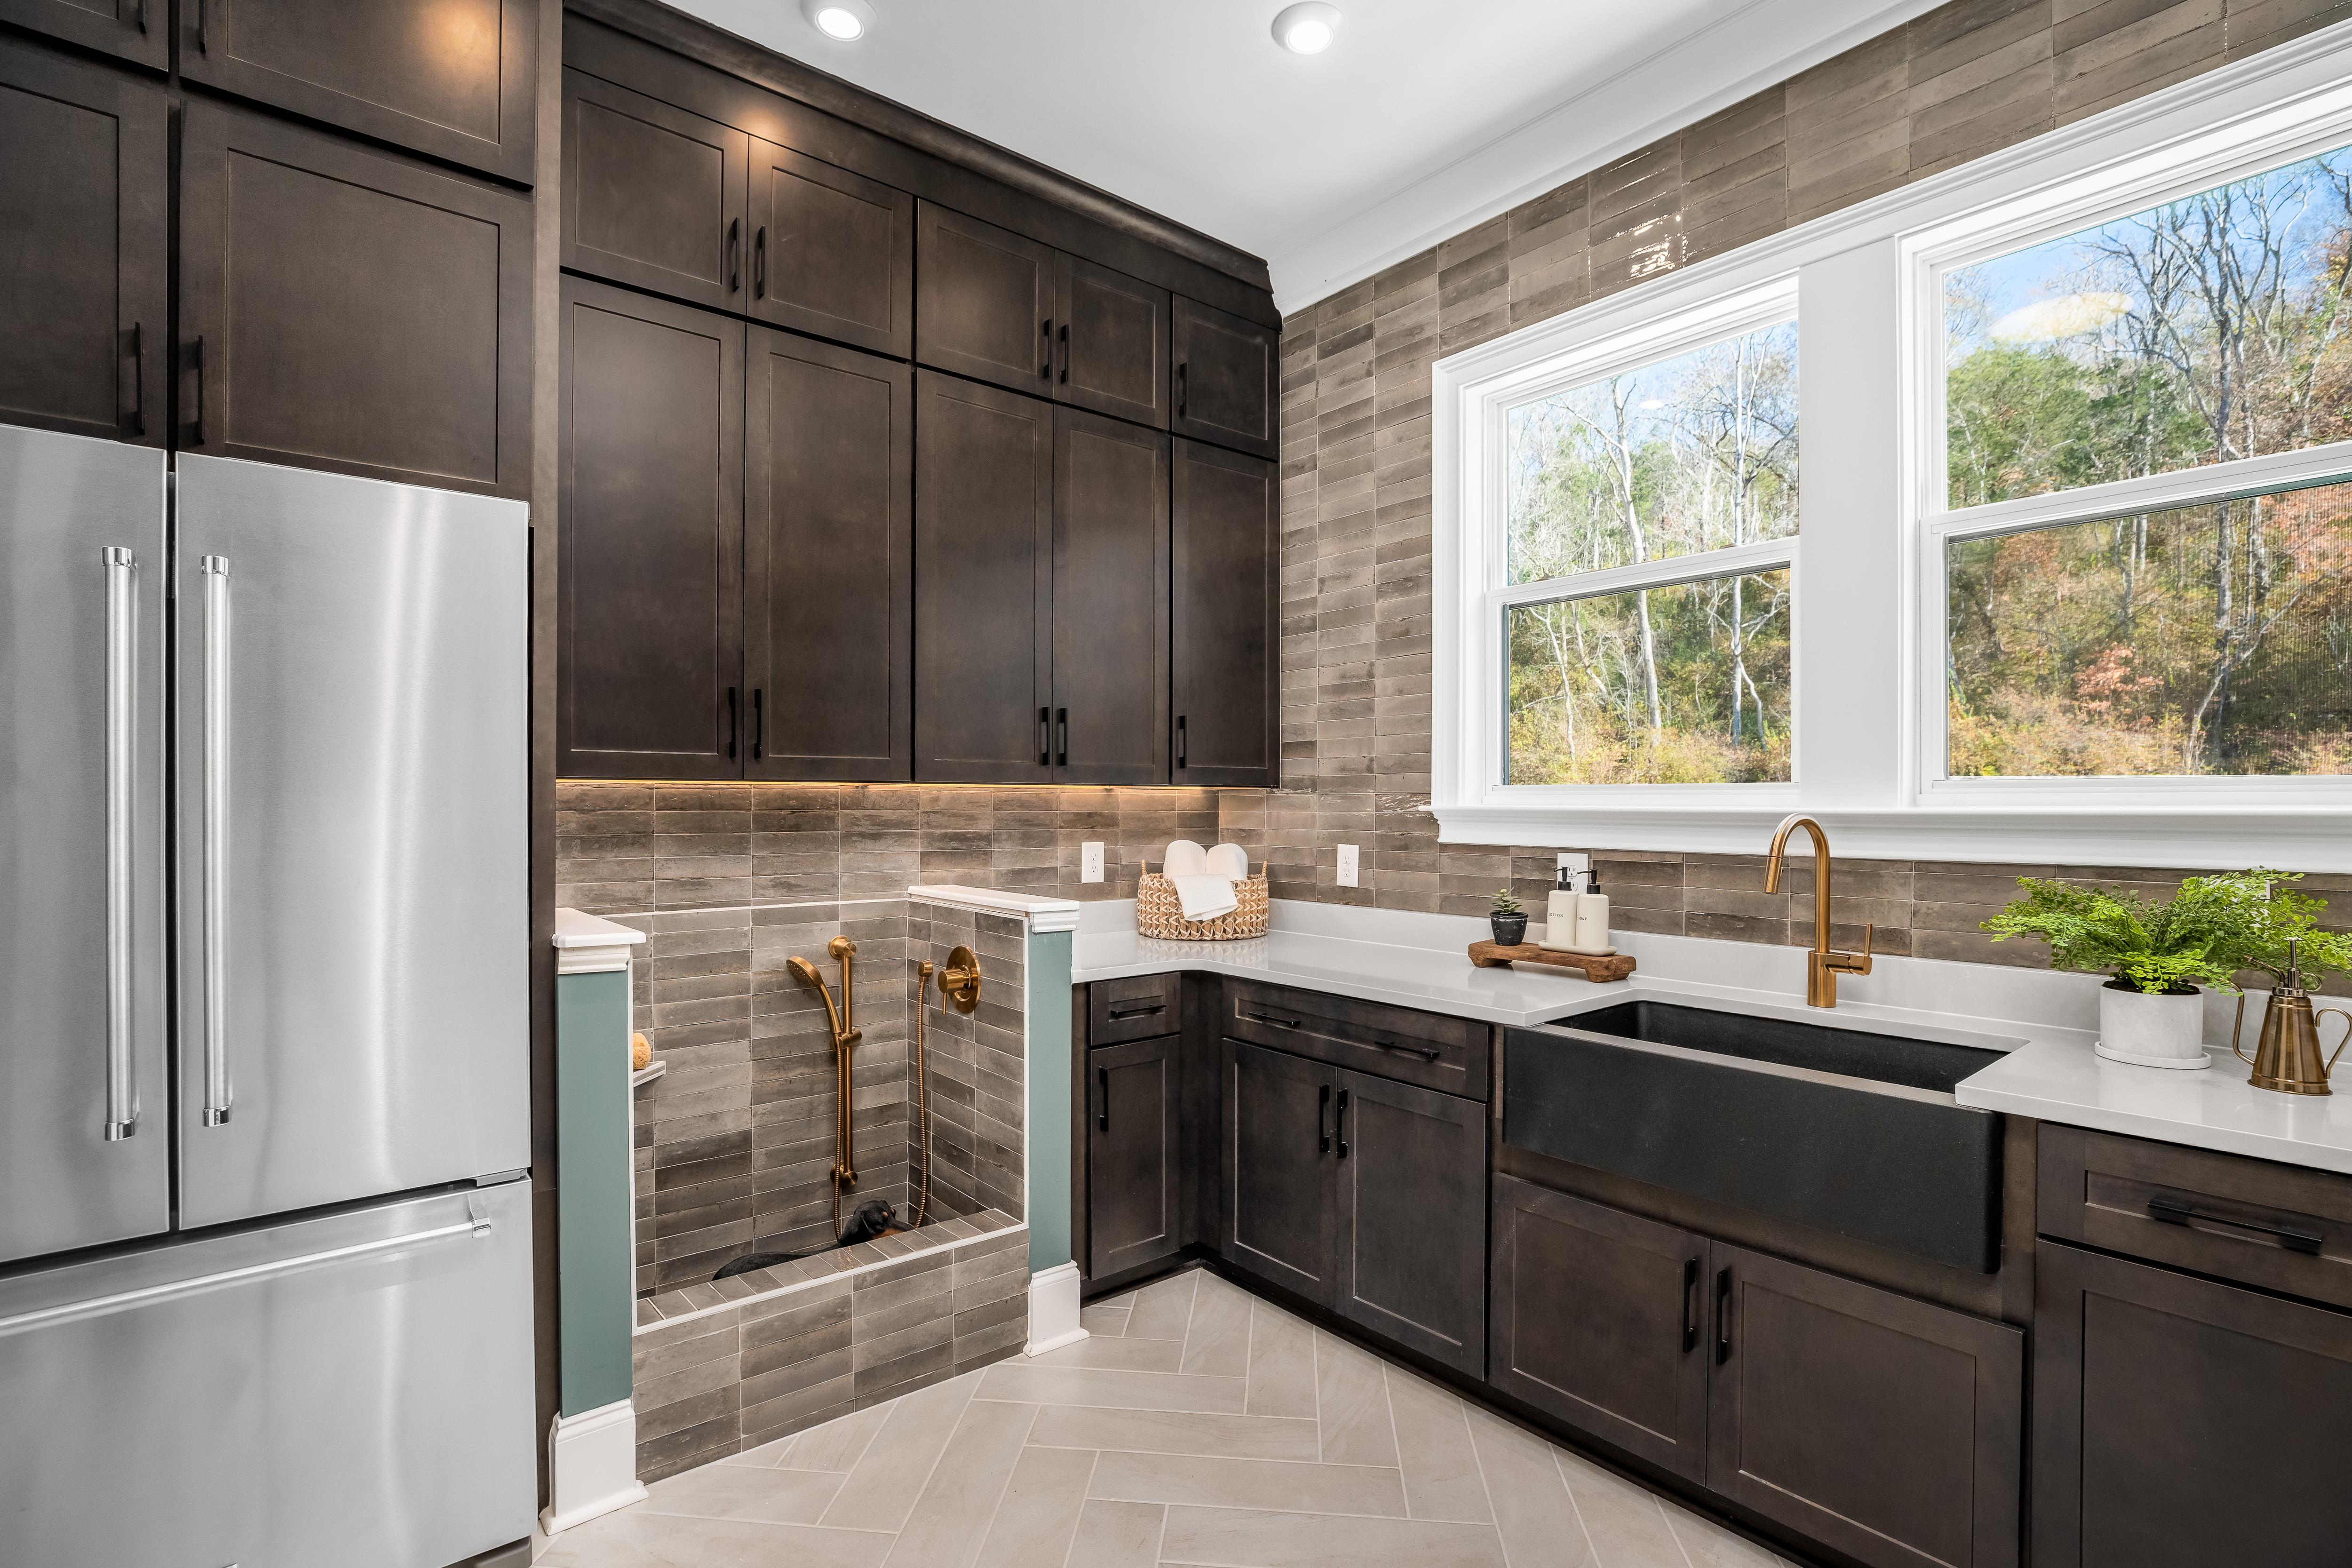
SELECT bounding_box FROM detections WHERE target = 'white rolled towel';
[1204,843,1249,879]
[1162,839,1210,878]
[1172,873,1240,922]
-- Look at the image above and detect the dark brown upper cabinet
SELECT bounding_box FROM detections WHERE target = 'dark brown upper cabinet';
[557,276,745,780]
[1054,252,1168,428]
[1335,1069,1486,1376]
[749,140,913,358]
[0,0,164,70]
[914,370,1053,783]
[1173,294,1279,459]
[178,102,532,496]
[1223,1040,1341,1307]
[915,200,1055,394]
[563,68,748,314]
[744,326,911,782]
[1172,440,1277,786]
[1050,407,1167,786]
[180,0,536,184]
[0,38,167,446]
[1088,1036,1182,1281]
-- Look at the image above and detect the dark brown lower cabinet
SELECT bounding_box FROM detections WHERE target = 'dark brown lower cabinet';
[1335,1070,1486,1375]
[1223,1041,1340,1305]
[2034,1240,2352,1568]
[1490,1176,1709,1482]
[1088,1037,1181,1279]
[1712,1242,2021,1568]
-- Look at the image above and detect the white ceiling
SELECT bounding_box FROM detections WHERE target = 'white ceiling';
[667,0,1944,315]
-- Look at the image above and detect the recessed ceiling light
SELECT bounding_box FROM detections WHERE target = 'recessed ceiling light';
[801,0,874,41]
[1271,2,1341,54]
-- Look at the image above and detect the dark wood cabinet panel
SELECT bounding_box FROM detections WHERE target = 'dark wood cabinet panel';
[1489,1176,1710,1483]
[180,0,536,183]
[563,68,747,312]
[915,200,1055,394]
[914,370,1052,782]
[1224,980,1489,1102]
[2034,1241,2352,1568]
[1089,972,1177,1047]
[0,0,163,70]
[1223,1041,1338,1307]
[1050,406,1167,785]
[1710,1242,2021,1568]
[1172,440,1277,787]
[1054,252,1167,427]
[1089,1037,1182,1280]
[1336,1070,1485,1376]
[0,38,166,445]
[1172,295,1278,459]
[749,140,912,358]
[178,102,531,495]
[744,327,909,781]
[557,276,744,779]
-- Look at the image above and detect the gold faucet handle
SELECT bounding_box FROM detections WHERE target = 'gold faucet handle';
[1830,923,1875,975]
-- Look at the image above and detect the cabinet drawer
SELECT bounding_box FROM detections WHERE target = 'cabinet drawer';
[1089,973,1178,1045]
[2038,1125,2352,1312]
[1225,980,1487,1101]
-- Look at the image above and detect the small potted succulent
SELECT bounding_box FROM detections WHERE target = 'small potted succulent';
[1981,868,2330,1069]
[1489,886,1528,947]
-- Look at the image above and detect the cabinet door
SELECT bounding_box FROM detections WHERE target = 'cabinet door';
[1335,1070,1485,1376]
[557,277,745,780]
[1172,440,1277,786]
[1088,1037,1181,1280]
[1222,1041,1337,1306]
[1710,1242,2022,1568]
[1051,406,1167,785]
[2034,1241,2352,1568]
[0,0,165,70]
[563,68,747,313]
[914,371,1052,782]
[1489,1178,1708,1482]
[915,200,1055,394]
[178,102,531,496]
[748,140,912,358]
[744,328,910,781]
[179,0,535,183]
[1055,253,1168,428]
[0,39,166,446]
[1172,295,1278,459]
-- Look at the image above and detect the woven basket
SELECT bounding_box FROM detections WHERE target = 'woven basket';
[1137,865,1269,940]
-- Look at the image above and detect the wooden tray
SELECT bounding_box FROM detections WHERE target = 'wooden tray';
[1468,941,1635,982]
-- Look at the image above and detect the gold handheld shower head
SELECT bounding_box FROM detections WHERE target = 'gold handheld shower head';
[787,954,846,1041]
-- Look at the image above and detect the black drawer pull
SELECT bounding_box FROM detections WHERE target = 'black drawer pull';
[189,334,206,446]
[1057,708,1068,767]
[1107,1002,1164,1020]
[1681,1257,1699,1352]
[1038,707,1050,766]
[1715,1267,1732,1364]
[1317,1083,1330,1153]
[724,686,738,760]
[125,321,144,438]
[727,218,740,292]
[2148,1192,2323,1254]
[1177,361,1188,417]
[1244,1010,1300,1029]
[1097,1066,1108,1132]
[754,225,766,298]
[1372,1036,1441,1060]
[1335,1087,1349,1158]
[1176,715,1187,768]
[1041,318,1053,378]
[1058,322,1070,383]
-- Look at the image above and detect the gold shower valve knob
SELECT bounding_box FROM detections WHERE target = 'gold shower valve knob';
[940,945,982,1013]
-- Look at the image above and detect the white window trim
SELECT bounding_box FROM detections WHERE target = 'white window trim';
[1432,18,2352,869]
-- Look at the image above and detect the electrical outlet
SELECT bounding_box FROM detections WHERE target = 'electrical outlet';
[1336,844,1359,887]
[1080,841,1105,883]
[1557,851,1590,883]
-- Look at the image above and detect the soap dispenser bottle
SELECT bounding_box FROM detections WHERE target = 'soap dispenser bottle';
[1569,870,1612,955]
[1544,865,1579,949]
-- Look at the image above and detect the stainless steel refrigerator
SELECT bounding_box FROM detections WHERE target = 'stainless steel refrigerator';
[0,423,535,1567]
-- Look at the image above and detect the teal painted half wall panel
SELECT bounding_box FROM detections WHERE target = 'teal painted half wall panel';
[556,968,635,1417]
[1025,927,1073,1274]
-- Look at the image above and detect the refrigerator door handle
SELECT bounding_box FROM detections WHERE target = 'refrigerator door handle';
[0,1213,491,1339]
[103,547,139,1141]
[199,554,232,1127]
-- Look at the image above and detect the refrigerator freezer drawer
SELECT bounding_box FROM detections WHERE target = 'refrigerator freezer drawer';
[0,1180,536,1568]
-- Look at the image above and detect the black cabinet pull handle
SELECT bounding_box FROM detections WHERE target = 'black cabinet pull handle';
[1038,707,1049,766]
[1715,1268,1732,1364]
[134,0,146,34]
[727,219,740,292]
[1244,1010,1300,1029]
[750,688,764,761]
[1335,1087,1349,1158]
[1041,318,1053,378]
[1056,708,1068,767]
[754,225,766,298]
[125,322,144,438]
[1097,1066,1109,1132]
[196,0,207,51]
[1372,1036,1441,1060]
[1317,1083,1330,1153]
[1176,361,1188,417]
[2148,1191,2323,1253]
[1107,1002,1163,1020]
[1176,714,1187,769]
[188,334,206,446]
[1057,322,1069,383]
[1681,1258,1699,1352]
[724,686,738,760]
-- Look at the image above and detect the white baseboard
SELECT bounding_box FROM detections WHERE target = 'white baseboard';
[540,1399,648,1536]
[1025,1261,1088,1355]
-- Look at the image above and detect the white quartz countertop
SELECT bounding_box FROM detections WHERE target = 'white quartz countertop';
[1072,896,2352,1176]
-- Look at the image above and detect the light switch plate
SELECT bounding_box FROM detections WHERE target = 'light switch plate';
[1336,844,1359,887]
[1081,841,1104,883]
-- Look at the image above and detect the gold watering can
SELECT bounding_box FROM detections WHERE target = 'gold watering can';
[2233,940,2352,1097]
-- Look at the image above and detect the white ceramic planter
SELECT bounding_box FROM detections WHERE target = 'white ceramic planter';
[2093,980,2209,1069]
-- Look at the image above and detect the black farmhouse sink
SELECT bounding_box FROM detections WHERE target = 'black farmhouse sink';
[1505,1002,2006,1272]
